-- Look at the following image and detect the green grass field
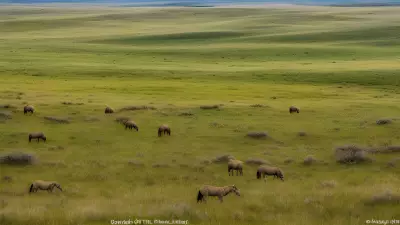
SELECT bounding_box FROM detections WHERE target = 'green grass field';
[0,4,399,225]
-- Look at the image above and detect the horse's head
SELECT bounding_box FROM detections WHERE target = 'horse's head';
[52,183,63,191]
[231,185,240,196]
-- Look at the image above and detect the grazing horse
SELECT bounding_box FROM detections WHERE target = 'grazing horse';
[24,105,34,114]
[29,132,46,142]
[29,180,62,193]
[289,106,299,114]
[124,120,139,131]
[197,185,240,203]
[158,124,171,137]
[228,159,243,176]
[256,165,284,181]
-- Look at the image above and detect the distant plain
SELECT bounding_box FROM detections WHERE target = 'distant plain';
[0,4,399,225]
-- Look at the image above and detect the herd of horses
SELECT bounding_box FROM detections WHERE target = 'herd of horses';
[22,104,298,202]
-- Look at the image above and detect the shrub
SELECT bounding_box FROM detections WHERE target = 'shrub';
[200,105,219,110]
[0,151,37,165]
[376,119,392,125]
[303,155,317,165]
[246,132,268,139]
[44,116,70,124]
[245,158,269,165]
[211,154,235,163]
[365,190,400,206]
[119,105,156,111]
[335,145,372,164]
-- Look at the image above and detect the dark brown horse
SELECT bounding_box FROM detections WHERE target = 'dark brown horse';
[289,106,299,114]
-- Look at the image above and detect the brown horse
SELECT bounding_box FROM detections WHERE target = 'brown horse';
[197,185,240,203]
[228,159,243,176]
[256,165,284,181]
[29,132,46,142]
[289,106,299,114]
[24,105,34,114]
[29,180,62,193]
[158,124,171,137]
[124,121,139,131]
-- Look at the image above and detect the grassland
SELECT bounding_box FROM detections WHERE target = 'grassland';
[0,4,400,225]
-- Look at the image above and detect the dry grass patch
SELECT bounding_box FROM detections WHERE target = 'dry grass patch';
[61,101,84,105]
[369,145,400,154]
[128,160,145,167]
[115,116,130,124]
[1,176,13,183]
[387,157,400,168]
[284,158,294,164]
[48,146,65,151]
[250,104,267,108]
[152,163,171,168]
[0,111,12,119]
[320,180,337,188]
[178,111,194,116]
[0,104,16,109]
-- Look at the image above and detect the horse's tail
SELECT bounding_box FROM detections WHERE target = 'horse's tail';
[256,171,261,179]
[29,184,34,193]
[158,128,162,137]
[197,191,203,202]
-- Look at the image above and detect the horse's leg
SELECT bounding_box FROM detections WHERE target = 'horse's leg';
[218,196,223,203]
